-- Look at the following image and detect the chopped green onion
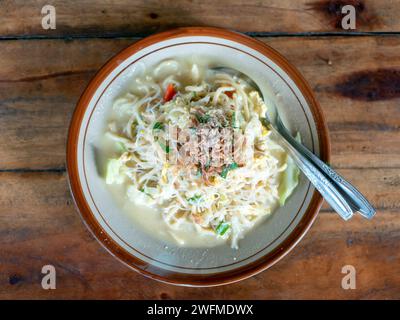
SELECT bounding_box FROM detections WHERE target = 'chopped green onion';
[153,122,164,131]
[159,141,170,153]
[195,113,210,123]
[139,187,153,198]
[220,162,239,179]
[231,112,238,128]
[189,91,197,101]
[117,141,127,152]
[187,194,202,205]
[216,221,230,236]
[130,122,137,137]
[204,159,211,170]
[260,117,270,128]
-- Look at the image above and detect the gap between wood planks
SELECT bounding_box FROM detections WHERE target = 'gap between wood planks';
[2,31,400,41]
[1,166,399,173]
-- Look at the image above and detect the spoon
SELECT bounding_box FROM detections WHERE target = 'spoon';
[211,66,375,220]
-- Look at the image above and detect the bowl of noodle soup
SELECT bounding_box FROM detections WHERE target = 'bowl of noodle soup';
[67,27,330,286]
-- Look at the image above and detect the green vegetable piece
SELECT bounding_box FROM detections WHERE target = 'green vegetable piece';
[228,162,238,170]
[216,221,230,236]
[195,113,210,123]
[159,141,170,153]
[196,167,202,178]
[278,132,301,206]
[139,186,153,198]
[189,91,197,101]
[187,194,202,205]
[231,112,238,128]
[220,168,228,179]
[116,141,127,153]
[105,159,123,185]
[220,162,239,179]
[204,159,211,170]
[153,122,164,131]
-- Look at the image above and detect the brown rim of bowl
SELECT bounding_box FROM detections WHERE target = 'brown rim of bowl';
[66,26,331,287]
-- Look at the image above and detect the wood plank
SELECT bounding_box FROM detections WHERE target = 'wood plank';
[0,36,399,170]
[1,0,398,37]
[0,39,120,170]
[0,171,398,299]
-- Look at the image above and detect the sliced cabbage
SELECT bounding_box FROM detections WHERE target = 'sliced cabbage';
[127,185,155,206]
[278,133,301,206]
[249,91,267,118]
[105,158,125,185]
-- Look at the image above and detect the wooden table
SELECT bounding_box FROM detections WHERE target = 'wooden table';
[1,0,399,299]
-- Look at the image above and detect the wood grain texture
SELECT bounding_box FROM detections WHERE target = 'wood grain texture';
[0,172,399,299]
[0,9,399,297]
[1,37,399,170]
[0,0,398,37]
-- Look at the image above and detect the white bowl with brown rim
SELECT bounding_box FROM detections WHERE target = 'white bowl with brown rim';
[67,27,330,286]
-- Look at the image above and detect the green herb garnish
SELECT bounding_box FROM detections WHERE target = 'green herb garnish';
[187,194,202,205]
[216,221,230,236]
[220,162,239,179]
[204,159,211,170]
[195,113,210,124]
[189,91,198,101]
[139,187,153,198]
[196,166,202,178]
[117,141,127,152]
[231,112,238,129]
[159,141,170,153]
[153,122,164,131]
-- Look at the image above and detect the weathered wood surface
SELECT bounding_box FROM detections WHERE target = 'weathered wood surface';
[0,0,399,37]
[1,0,400,300]
[0,35,399,299]
[0,171,399,299]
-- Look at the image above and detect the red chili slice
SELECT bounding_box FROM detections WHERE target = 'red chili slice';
[163,84,176,102]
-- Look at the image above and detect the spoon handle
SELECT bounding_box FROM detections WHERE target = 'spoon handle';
[275,117,376,219]
[210,65,375,219]
[268,125,355,220]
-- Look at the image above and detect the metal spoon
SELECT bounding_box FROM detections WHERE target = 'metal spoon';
[211,66,375,220]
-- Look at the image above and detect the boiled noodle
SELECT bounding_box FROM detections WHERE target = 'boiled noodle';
[101,58,299,249]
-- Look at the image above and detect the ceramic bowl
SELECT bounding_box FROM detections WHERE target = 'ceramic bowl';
[67,27,330,286]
